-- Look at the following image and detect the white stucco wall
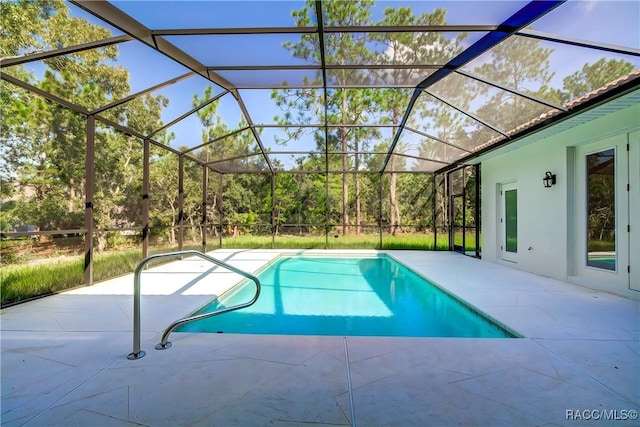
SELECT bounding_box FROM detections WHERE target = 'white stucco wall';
[481,132,569,279]
[480,99,640,293]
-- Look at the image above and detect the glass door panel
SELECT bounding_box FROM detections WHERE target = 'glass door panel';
[501,182,517,262]
[464,166,480,257]
[575,135,629,292]
[505,189,518,253]
[452,195,464,253]
[586,148,616,271]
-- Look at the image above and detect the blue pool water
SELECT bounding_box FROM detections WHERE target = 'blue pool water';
[178,256,516,338]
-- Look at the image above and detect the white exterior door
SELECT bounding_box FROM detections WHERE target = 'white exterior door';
[629,132,639,292]
[575,135,630,290]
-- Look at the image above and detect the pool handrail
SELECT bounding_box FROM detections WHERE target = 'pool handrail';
[127,250,260,360]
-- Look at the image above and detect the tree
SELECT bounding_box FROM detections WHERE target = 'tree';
[0,0,61,58]
[1,1,168,251]
[148,149,179,243]
[181,155,205,244]
[192,87,269,235]
[0,0,83,233]
[1,81,68,233]
[469,36,555,142]
[373,5,466,234]
[557,58,635,104]
[272,0,378,235]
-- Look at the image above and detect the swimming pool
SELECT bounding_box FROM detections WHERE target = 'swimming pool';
[177,255,517,338]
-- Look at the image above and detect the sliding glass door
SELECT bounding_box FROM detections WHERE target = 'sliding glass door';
[586,148,616,271]
[448,165,480,257]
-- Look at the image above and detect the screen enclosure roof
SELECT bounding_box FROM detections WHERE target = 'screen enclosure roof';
[2,0,639,173]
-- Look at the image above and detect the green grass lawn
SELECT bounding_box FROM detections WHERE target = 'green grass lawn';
[219,233,451,250]
[1,249,143,306]
[1,233,450,306]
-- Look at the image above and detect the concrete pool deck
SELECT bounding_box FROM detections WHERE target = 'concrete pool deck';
[1,250,638,426]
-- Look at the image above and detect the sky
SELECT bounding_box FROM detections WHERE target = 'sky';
[23,0,640,157]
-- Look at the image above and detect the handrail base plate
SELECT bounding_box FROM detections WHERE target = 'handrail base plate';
[155,342,172,350]
[127,350,146,360]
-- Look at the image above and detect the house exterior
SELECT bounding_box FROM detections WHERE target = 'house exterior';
[476,75,639,298]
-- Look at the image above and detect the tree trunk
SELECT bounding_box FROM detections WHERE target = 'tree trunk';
[341,127,349,235]
[169,204,176,244]
[96,232,107,252]
[68,178,75,213]
[390,166,400,236]
[355,138,361,235]
[188,215,198,244]
[210,191,218,237]
[440,195,447,230]
[389,118,400,236]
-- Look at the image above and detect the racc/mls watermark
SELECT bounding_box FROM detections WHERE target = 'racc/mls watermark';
[566,409,638,421]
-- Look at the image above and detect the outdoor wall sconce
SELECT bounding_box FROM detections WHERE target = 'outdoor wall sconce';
[543,171,556,188]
